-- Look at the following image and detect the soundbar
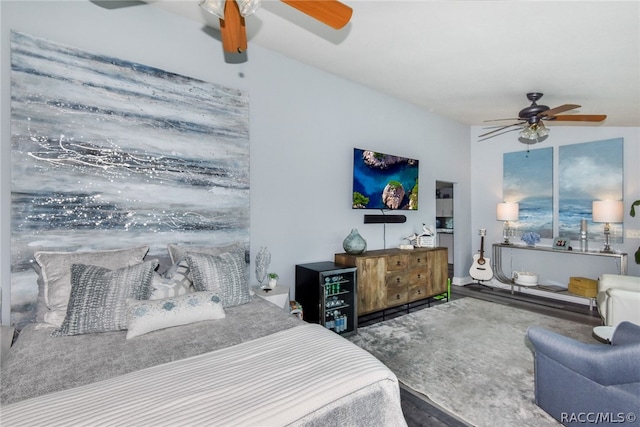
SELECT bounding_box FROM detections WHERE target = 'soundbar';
[364,214,407,224]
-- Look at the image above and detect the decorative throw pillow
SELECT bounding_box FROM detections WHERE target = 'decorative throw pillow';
[167,243,242,265]
[149,258,193,300]
[52,260,158,337]
[126,291,226,339]
[30,260,48,323]
[185,250,250,308]
[34,246,149,327]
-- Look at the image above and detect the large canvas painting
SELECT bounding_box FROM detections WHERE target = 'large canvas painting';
[559,138,623,241]
[10,31,249,325]
[503,147,553,238]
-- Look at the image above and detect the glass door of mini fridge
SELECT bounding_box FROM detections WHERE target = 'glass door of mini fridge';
[320,268,356,335]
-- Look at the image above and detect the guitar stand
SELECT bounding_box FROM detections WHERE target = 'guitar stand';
[468,280,493,291]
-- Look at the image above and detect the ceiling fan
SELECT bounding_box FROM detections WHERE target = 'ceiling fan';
[478,92,607,143]
[199,0,353,53]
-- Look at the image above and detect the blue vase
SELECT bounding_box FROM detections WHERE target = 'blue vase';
[343,228,366,254]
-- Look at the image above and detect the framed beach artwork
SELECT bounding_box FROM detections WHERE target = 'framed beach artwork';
[10,31,249,326]
[558,138,623,242]
[503,147,553,239]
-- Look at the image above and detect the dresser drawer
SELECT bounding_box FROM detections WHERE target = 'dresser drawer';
[408,282,428,302]
[386,254,407,272]
[386,281,408,306]
[407,267,428,286]
[407,252,429,269]
[386,271,409,287]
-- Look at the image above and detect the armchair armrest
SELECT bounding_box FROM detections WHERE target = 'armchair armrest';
[598,274,640,293]
[527,326,640,386]
[612,321,640,346]
[607,288,640,327]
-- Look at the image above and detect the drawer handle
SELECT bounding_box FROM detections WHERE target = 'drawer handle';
[396,277,401,284]
[396,294,401,299]
[417,258,422,263]
[417,273,422,279]
[396,261,401,266]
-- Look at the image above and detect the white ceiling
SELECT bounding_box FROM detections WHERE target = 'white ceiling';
[147,0,640,129]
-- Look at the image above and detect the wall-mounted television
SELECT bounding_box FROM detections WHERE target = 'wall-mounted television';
[352,148,419,210]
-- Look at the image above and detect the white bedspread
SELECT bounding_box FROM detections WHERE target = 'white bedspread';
[1,324,406,427]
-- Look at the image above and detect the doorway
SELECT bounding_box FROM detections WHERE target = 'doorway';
[435,181,454,277]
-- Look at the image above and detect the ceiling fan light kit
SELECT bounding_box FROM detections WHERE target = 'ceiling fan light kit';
[200,0,352,54]
[479,92,606,143]
[200,0,226,18]
[200,0,261,18]
[237,0,262,17]
[519,122,549,142]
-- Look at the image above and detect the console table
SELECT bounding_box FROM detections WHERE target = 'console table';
[492,243,627,308]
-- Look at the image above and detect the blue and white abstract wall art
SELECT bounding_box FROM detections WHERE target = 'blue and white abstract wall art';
[10,31,250,325]
[503,147,553,239]
[558,138,623,241]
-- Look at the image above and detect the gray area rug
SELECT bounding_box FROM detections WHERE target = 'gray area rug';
[349,298,596,427]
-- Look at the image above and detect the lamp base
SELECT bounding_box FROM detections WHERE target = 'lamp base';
[601,227,614,253]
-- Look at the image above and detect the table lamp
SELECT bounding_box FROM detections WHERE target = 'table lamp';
[592,200,624,253]
[497,202,519,245]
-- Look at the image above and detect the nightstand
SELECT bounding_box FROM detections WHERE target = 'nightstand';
[252,286,290,311]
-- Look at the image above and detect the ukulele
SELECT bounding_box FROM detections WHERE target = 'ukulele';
[469,229,494,281]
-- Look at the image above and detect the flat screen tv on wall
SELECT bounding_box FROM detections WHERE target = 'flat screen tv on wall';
[352,148,419,210]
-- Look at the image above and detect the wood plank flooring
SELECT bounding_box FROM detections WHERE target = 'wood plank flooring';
[394,283,602,426]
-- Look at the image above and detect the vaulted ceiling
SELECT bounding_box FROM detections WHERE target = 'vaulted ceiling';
[146,1,640,130]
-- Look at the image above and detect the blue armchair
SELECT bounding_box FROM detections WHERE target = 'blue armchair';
[527,322,640,427]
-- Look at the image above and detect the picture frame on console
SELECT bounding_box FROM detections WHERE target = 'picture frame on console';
[552,237,570,250]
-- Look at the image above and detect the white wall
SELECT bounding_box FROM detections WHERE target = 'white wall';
[0,1,471,323]
[470,125,640,280]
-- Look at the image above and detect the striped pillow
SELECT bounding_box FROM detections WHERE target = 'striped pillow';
[185,250,250,308]
[52,260,158,336]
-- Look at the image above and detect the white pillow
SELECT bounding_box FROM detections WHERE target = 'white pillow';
[126,291,225,339]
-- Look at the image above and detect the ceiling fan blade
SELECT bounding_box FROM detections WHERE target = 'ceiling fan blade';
[478,123,523,139]
[478,126,522,142]
[538,104,580,118]
[220,0,247,53]
[484,118,523,123]
[281,0,353,29]
[548,114,607,122]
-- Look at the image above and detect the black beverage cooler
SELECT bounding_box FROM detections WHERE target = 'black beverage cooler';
[295,262,357,336]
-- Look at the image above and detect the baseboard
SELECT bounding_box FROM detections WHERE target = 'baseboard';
[451,276,471,286]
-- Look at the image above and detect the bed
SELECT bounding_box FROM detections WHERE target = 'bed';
[1,245,407,426]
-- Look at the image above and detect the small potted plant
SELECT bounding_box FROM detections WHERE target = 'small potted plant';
[267,273,279,289]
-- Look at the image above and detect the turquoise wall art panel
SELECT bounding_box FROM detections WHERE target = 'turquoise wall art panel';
[10,31,249,326]
[558,138,623,242]
[503,147,554,239]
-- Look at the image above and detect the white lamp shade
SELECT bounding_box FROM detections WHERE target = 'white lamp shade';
[496,202,519,221]
[592,200,624,223]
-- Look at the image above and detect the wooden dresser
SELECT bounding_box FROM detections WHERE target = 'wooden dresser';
[335,247,448,316]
